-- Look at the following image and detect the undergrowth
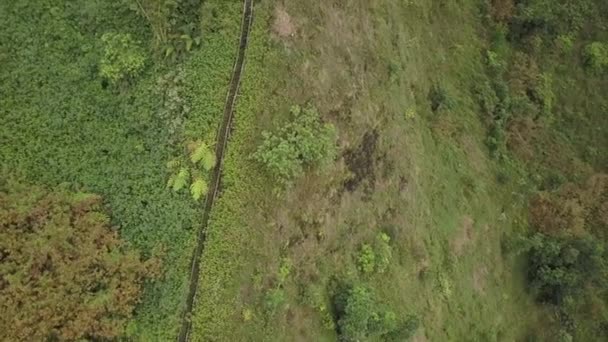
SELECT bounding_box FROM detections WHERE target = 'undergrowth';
[0,0,240,339]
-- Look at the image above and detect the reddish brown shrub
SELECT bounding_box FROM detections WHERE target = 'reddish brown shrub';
[491,0,515,23]
[529,174,608,238]
[0,182,158,341]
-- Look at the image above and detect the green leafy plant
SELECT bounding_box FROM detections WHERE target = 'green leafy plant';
[583,42,608,74]
[190,179,208,201]
[166,140,215,201]
[264,258,293,316]
[535,72,555,116]
[277,257,293,286]
[252,105,336,185]
[375,233,393,273]
[357,244,376,274]
[357,233,393,274]
[555,34,575,54]
[99,32,146,84]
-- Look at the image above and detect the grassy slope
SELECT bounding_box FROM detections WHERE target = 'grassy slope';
[0,0,239,339]
[192,0,543,341]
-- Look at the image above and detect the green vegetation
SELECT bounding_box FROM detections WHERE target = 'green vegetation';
[252,105,337,185]
[1,0,606,340]
[357,233,393,274]
[126,0,201,56]
[0,182,157,341]
[166,140,215,200]
[584,42,608,73]
[334,285,410,341]
[0,0,239,339]
[99,32,146,85]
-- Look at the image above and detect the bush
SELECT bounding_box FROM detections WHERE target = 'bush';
[99,32,146,84]
[357,244,376,274]
[252,105,336,185]
[554,34,575,54]
[357,233,393,274]
[583,42,608,74]
[513,0,594,36]
[525,233,606,304]
[0,183,157,341]
[334,284,418,341]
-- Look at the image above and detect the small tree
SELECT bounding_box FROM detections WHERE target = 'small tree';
[525,233,606,304]
[252,105,336,185]
[0,182,157,341]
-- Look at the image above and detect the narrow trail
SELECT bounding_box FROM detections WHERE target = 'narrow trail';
[177,0,254,340]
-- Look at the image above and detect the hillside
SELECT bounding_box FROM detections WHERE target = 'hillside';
[1,0,606,341]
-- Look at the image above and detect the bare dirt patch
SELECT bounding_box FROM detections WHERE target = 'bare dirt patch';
[272,6,295,39]
[343,130,378,192]
[451,215,475,256]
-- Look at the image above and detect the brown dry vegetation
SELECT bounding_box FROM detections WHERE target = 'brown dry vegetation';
[0,183,158,341]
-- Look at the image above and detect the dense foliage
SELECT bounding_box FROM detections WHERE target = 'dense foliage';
[125,0,201,56]
[99,32,146,84]
[252,105,336,184]
[584,42,608,74]
[0,183,157,341]
[333,284,418,341]
[522,175,608,338]
[525,234,606,304]
[0,0,237,338]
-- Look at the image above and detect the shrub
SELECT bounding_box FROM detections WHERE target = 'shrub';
[357,233,393,274]
[252,105,336,185]
[357,244,376,274]
[525,233,606,304]
[535,72,554,116]
[334,285,418,341]
[99,32,146,84]
[375,233,393,273]
[514,0,594,36]
[583,42,608,74]
[0,183,157,341]
[555,34,575,54]
[490,0,515,23]
[384,315,421,342]
[277,257,292,286]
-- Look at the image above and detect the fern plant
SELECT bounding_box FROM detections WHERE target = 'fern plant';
[166,140,215,201]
